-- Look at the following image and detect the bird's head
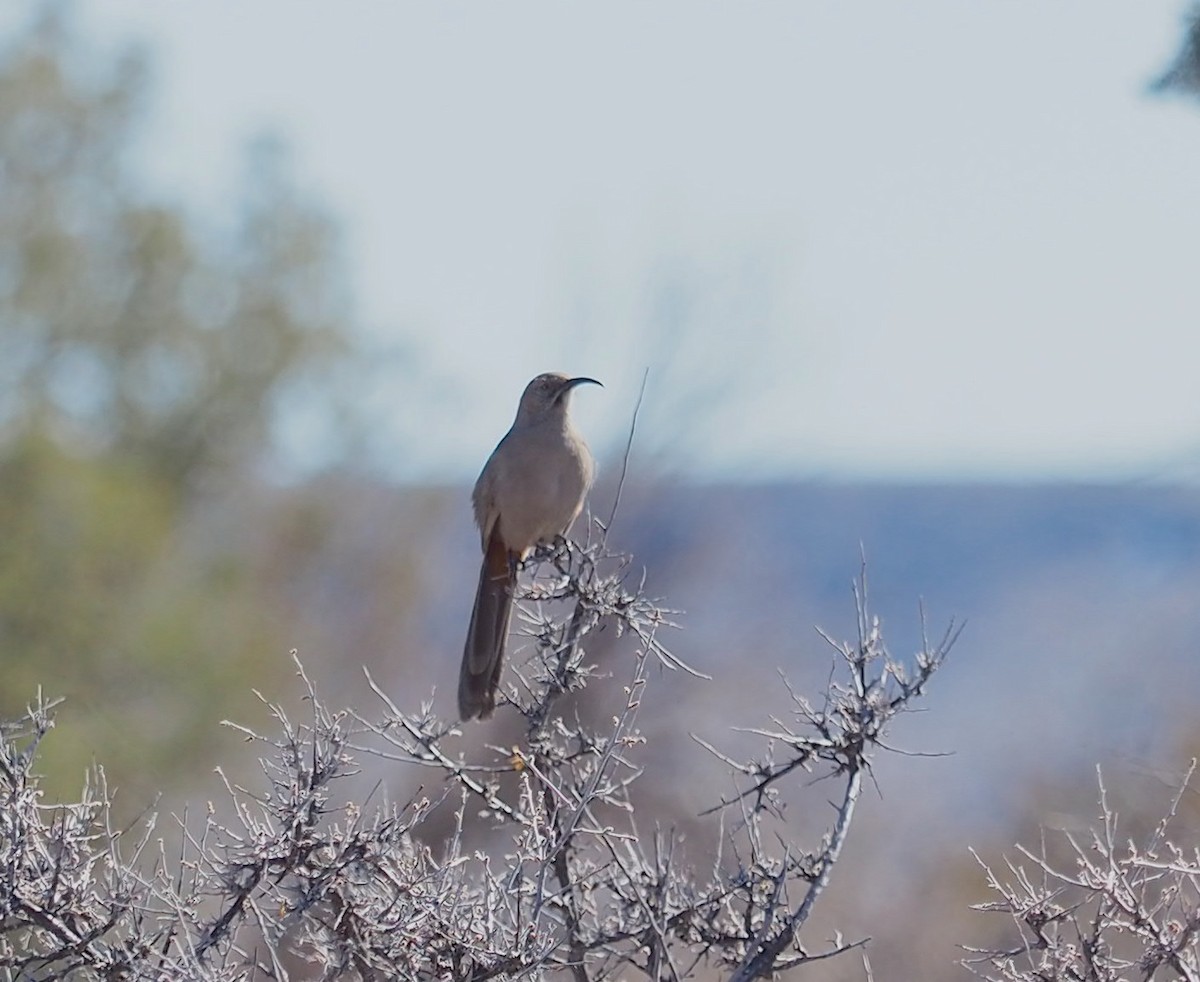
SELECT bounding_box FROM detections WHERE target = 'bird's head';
[517,372,602,419]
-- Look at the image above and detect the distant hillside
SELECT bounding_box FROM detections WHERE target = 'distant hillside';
[593,480,1200,814]
[300,476,1200,835]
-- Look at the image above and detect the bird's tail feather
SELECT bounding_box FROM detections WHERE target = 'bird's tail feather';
[458,531,515,720]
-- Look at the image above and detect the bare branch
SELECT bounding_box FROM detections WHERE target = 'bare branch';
[1,550,952,981]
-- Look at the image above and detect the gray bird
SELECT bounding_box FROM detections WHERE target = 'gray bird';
[458,372,600,720]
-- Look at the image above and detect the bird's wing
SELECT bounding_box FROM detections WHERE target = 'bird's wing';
[471,447,502,551]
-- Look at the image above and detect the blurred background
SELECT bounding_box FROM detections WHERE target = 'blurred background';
[3,2,1200,977]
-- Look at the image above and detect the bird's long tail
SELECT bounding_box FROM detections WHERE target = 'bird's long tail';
[458,529,516,720]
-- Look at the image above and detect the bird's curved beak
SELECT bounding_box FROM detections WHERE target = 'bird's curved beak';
[554,376,602,406]
[564,376,603,391]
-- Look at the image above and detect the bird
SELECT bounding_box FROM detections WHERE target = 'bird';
[458,372,600,720]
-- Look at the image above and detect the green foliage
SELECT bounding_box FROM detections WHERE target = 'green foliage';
[0,5,354,490]
[0,5,370,803]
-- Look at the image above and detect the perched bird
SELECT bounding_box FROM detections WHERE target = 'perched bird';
[458,372,600,720]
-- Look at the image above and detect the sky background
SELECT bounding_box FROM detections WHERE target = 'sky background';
[70,2,1200,482]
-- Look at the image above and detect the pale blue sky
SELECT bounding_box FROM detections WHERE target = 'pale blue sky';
[73,2,1200,481]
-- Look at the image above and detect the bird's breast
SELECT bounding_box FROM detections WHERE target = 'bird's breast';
[496,428,593,552]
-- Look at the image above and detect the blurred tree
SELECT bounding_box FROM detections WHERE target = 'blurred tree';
[0,4,376,803]
[0,7,353,487]
[1153,3,1200,99]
